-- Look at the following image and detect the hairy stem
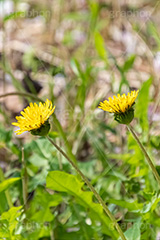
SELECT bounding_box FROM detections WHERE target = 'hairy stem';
[127,124,160,187]
[47,136,126,240]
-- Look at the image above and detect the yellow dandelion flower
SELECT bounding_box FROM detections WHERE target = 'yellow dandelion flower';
[12,99,55,136]
[99,90,139,124]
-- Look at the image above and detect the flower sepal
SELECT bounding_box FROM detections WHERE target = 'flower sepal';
[114,108,134,125]
[30,120,50,136]
[98,90,139,124]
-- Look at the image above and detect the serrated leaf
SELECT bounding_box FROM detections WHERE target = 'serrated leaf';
[0,206,22,237]
[1,206,22,220]
[46,171,118,238]
[29,187,62,223]
[27,187,62,239]
[0,177,20,193]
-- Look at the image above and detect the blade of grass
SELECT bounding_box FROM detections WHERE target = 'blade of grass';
[0,167,13,209]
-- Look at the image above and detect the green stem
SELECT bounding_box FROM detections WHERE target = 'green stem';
[21,147,28,210]
[127,124,160,187]
[52,114,77,163]
[47,136,126,240]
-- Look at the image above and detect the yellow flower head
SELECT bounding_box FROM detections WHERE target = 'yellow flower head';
[99,90,139,124]
[12,99,55,136]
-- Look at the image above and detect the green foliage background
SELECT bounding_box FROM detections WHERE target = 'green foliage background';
[1,0,160,239]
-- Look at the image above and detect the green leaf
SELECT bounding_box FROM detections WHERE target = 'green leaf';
[0,206,22,237]
[0,127,12,143]
[122,55,136,72]
[94,32,108,63]
[3,11,25,23]
[0,177,20,193]
[70,59,87,110]
[29,138,54,160]
[46,171,118,238]
[150,135,160,150]
[124,218,141,240]
[0,169,8,214]
[27,187,62,238]
[108,199,143,212]
[0,220,9,238]
[113,59,129,92]
[0,193,8,214]
[29,153,48,167]
[148,22,160,50]
[141,194,160,214]
[1,206,22,221]
[30,188,62,222]
[89,2,99,32]
[22,49,40,72]
[135,78,152,132]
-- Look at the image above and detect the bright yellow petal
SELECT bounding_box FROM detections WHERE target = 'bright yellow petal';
[98,90,139,114]
[12,99,55,135]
